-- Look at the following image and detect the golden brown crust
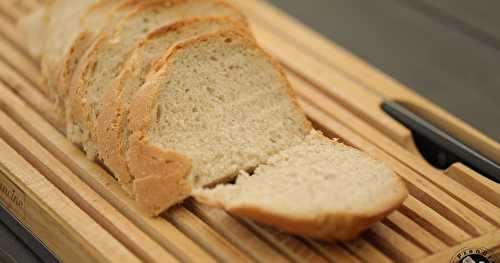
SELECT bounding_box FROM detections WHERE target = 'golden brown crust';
[195,177,408,241]
[56,30,93,121]
[96,17,249,184]
[227,204,393,241]
[127,77,192,216]
[70,31,108,127]
[97,78,132,182]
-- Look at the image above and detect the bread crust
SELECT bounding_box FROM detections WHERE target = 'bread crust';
[96,17,248,184]
[56,30,93,121]
[127,77,192,216]
[195,174,408,241]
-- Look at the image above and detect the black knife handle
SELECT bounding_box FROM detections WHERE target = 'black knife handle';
[382,100,500,183]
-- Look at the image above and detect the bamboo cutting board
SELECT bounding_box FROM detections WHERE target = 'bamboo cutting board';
[0,0,499,262]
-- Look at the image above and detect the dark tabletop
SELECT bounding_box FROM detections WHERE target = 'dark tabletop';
[0,223,40,263]
[2,1,500,262]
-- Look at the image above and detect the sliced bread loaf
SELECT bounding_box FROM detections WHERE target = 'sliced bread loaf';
[68,0,248,160]
[55,0,145,122]
[194,130,408,241]
[127,30,311,215]
[96,17,249,187]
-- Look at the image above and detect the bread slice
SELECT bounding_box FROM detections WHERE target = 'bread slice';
[96,17,249,188]
[55,0,145,122]
[194,130,408,241]
[68,0,248,160]
[127,30,311,215]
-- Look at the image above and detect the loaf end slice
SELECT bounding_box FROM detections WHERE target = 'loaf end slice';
[194,131,408,241]
[127,30,311,215]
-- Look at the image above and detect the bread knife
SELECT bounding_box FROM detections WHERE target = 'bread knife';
[382,100,500,183]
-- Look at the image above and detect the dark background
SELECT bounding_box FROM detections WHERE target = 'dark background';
[2,1,500,262]
[268,0,500,142]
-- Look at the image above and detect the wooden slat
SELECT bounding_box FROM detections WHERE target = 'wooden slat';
[0,81,217,263]
[0,11,27,53]
[384,212,448,253]
[0,59,62,129]
[342,238,393,263]
[288,73,500,227]
[0,139,140,263]
[364,223,428,262]
[165,206,255,262]
[416,229,500,263]
[241,221,331,263]
[185,201,292,262]
[0,110,179,262]
[400,196,470,246]
[304,241,362,263]
[0,37,42,89]
[299,99,496,236]
[446,163,500,208]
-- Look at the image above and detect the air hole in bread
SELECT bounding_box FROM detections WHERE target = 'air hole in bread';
[156,106,162,123]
